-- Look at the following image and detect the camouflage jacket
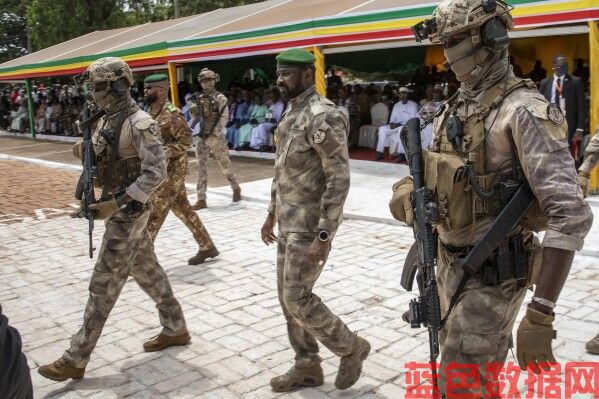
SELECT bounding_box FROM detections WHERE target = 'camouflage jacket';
[93,100,166,204]
[149,100,192,159]
[580,128,599,175]
[433,84,592,251]
[268,86,350,234]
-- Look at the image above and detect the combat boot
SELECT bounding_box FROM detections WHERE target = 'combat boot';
[232,188,242,202]
[270,361,324,392]
[38,358,85,381]
[188,246,219,265]
[143,331,191,352]
[335,336,371,390]
[193,199,207,210]
[586,333,599,354]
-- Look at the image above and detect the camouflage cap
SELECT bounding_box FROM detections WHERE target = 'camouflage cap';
[429,0,513,44]
[198,68,220,82]
[276,48,316,67]
[144,73,169,84]
[84,57,135,86]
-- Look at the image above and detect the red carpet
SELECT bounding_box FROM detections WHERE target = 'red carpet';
[349,147,399,163]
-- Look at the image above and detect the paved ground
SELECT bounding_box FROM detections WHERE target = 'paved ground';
[1,156,598,399]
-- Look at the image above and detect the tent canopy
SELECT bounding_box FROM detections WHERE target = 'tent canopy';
[1,0,598,80]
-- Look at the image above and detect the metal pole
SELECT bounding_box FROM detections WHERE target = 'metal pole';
[25,78,36,140]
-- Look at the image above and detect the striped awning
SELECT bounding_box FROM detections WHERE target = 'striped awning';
[0,0,597,80]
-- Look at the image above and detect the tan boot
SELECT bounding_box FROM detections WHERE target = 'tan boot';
[192,199,207,210]
[232,188,241,202]
[143,332,191,352]
[586,333,599,354]
[188,247,219,265]
[335,336,371,390]
[270,362,324,392]
[38,358,85,382]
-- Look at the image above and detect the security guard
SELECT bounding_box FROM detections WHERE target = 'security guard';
[261,48,370,392]
[390,1,592,397]
[192,68,241,209]
[577,130,599,353]
[38,58,190,382]
[143,74,219,265]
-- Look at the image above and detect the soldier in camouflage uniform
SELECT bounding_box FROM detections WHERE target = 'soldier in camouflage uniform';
[390,1,592,397]
[261,48,370,393]
[577,131,599,353]
[192,68,241,209]
[143,74,219,265]
[38,58,190,382]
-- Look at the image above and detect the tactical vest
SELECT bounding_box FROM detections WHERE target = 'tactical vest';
[93,112,143,197]
[199,92,221,134]
[426,77,537,231]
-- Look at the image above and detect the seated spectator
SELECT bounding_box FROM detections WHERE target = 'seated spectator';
[250,89,285,151]
[10,99,28,133]
[226,90,252,148]
[419,85,445,149]
[35,97,47,134]
[375,86,419,161]
[358,92,389,149]
[339,86,360,147]
[237,93,268,150]
[419,84,434,106]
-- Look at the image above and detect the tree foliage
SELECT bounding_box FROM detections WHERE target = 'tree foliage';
[0,0,29,63]
[179,0,265,16]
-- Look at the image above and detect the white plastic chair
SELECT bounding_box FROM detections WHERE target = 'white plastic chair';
[358,103,389,148]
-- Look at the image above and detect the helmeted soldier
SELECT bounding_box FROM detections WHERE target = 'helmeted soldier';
[390,1,592,397]
[261,48,371,393]
[38,57,190,382]
[192,68,241,209]
[143,73,219,265]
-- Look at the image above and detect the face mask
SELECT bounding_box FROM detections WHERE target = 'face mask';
[444,37,490,84]
[201,80,215,91]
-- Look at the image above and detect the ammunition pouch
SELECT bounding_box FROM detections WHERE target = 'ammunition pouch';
[95,154,141,194]
[441,233,534,287]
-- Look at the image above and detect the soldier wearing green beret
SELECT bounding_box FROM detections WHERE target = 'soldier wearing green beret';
[143,74,219,265]
[261,48,370,392]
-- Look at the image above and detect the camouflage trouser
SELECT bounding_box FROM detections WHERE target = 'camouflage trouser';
[437,248,527,399]
[195,133,240,201]
[148,155,214,251]
[63,209,187,368]
[277,232,359,364]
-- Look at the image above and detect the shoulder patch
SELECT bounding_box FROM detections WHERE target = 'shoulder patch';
[165,102,178,113]
[547,103,564,125]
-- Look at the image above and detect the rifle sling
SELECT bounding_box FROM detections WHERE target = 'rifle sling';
[100,109,129,201]
[206,105,227,138]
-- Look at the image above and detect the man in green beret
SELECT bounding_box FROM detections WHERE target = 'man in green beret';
[143,74,219,265]
[261,48,370,392]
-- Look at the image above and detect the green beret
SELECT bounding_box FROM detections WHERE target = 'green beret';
[144,73,169,84]
[276,48,316,67]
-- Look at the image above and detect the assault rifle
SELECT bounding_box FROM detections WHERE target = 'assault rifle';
[74,105,105,258]
[399,117,441,397]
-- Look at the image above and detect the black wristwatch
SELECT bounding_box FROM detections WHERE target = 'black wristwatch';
[318,229,330,242]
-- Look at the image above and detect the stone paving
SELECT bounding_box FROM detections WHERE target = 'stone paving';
[0,158,598,398]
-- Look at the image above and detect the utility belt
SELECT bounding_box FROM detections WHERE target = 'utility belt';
[96,155,141,191]
[441,233,531,287]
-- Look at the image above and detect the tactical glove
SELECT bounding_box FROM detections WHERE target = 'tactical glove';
[517,306,556,374]
[88,198,119,220]
[578,171,589,198]
[73,139,84,160]
[389,177,414,226]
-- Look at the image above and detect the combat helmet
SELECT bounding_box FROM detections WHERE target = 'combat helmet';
[198,68,220,82]
[413,0,513,47]
[82,57,135,86]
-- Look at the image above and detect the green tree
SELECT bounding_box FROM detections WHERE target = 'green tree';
[0,0,29,63]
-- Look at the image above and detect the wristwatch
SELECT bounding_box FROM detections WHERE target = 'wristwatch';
[318,229,330,242]
[115,194,129,211]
